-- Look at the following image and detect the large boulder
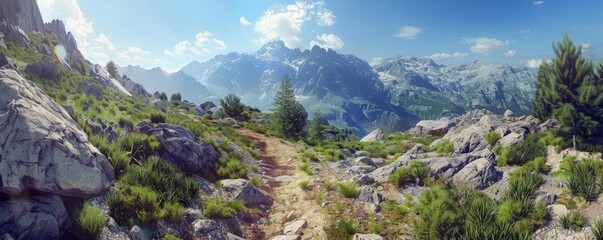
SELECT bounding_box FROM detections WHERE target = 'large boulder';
[451,158,499,189]
[0,69,114,197]
[76,80,103,100]
[283,219,307,235]
[0,22,30,47]
[357,186,386,205]
[136,122,219,177]
[410,119,452,136]
[24,58,58,81]
[353,234,384,240]
[220,179,273,207]
[360,129,383,142]
[435,114,503,154]
[0,194,70,240]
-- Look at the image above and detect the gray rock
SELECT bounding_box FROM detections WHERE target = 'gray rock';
[336,160,353,169]
[0,0,45,33]
[89,64,131,96]
[435,114,503,154]
[193,219,227,239]
[355,174,375,185]
[0,52,8,67]
[0,69,114,197]
[355,150,370,157]
[24,58,58,81]
[411,119,451,136]
[76,80,103,100]
[283,219,307,235]
[355,157,374,166]
[220,179,273,206]
[195,106,206,116]
[100,217,128,240]
[201,101,217,112]
[136,122,219,176]
[498,132,524,147]
[353,233,384,240]
[0,194,70,240]
[0,22,30,47]
[537,118,559,132]
[339,149,353,158]
[452,158,499,189]
[535,192,558,205]
[403,143,425,157]
[503,109,514,118]
[129,226,150,240]
[357,186,386,205]
[369,156,410,183]
[36,43,52,55]
[360,129,384,142]
[44,20,85,63]
[117,75,149,97]
[0,233,15,240]
[227,232,246,240]
[270,235,300,240]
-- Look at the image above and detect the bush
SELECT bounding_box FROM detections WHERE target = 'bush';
[389,161,431,187]
[298,162,313,175]
[77,202,106,239]
[108,148,130,177]
[159,92,168,101]
[107,191,133,225]
[324,218,358,240]
[337,182,359,198]
[125,186,161,224]
[323,181,335,191]
[162,235,182,240]
[150,113,166,123]
[524,156,550,173]
[220,93,245,117]
[539,131,563,146]
[202,197,244,219]
[170,92,182,101]
[298,180,310,191]
[506,133,547,166]
[557,211,587,231]
[118,133,160,161]
[592,218,603,240]
[216,153,248,179]
[568,159,602,202]
[507,167,543,200]
[485,131,501,146]
[432,140,454,154]
[413,186,462,239]
[250,176,261,187]
[161,202,184,223]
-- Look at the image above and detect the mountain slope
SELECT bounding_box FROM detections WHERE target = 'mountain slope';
[374,56,536,119]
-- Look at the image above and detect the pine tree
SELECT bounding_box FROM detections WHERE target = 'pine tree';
[220,93,245,117]
[272,75,308,138]
[309,110,326,144]
[533,34,603,141]
[106,60,118,79]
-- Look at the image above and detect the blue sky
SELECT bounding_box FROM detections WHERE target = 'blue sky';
[37,0,603,72]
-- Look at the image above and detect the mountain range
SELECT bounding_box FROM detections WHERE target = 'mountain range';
[122,41,536,135]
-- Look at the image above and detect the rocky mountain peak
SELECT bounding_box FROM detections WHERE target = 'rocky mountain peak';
[0,0,45,33]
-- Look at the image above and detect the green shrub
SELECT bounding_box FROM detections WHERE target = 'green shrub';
[507,167,543,200]
[118,133,160,161]
[539,131,563,146]
[220,93,245,117]
[216,153,248,179]
[324,218,358,240]
[432,140,454,154]
[108,148,130,176]
[592,218,603,240]
[250,176,261,187]
[337,182,359,198]
[485,131,502,146]
[161,202,184,223]
[413,186,462,240]
[125,186,161,224]
[323,181,335,191]
[77,202,106,239]
[389,161,431,187]
[524,156,550,173]
[568,159,602,202]
[556,211,587,231]
[150,113,166,123]
[202,197,244,219]
[506,133,547,166]
[162,235,182,240]
[170,93,182,101]
[560,155,576,172]
[298,162,313,175]
[107,191,132,225]
[298,180,310,191]
[302,151,319,161]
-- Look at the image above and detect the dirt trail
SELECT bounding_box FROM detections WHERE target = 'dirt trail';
[237,128,328,239]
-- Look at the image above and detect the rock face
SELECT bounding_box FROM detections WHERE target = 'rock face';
[0,194,70,239]
[0,21,30,47]
[220,179,273,206]
[136,122,220,176]
[117,75,149,97]
[89,64,132,96]
[0,0,45,33]
[44,20,85,63]
[24,58,58,81]
[451,158,498,189]
[76,80,103,100]
[0,52,8,67]
[360,129,384,142]
[410,119,452,136]
[0,69,115,197]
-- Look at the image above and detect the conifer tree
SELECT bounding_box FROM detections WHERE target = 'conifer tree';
[309,110,326,144]
[106,60,118,79]
[533,34,603,141]
[272,75,307,138]
[220,93,245,117]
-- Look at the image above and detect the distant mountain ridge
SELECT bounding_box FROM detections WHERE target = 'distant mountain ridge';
[124,41,536,135]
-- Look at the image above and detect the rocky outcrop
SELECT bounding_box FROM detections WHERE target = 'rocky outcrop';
[136,122,220,177]
[117,75,149,97]
[0,0,45,33]
[451,158,498,189]
[77,80,103,100]
[0,52,8,67]
[89,64,132,96]
[353,234,384,240]
[283,219,307,235]
[44,20,85,63]
[0,22,30,47]
[24,58,58,81]
[360,129,383,142]
[0,194,70,239]
[220,179,273,207]
[0,69,115,197]
[357,186,386,205]
[409,119,452,136]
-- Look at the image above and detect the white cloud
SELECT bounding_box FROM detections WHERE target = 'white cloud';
[163,41,201,56]
[534,1,544,5]
[395,26,423,39]
[195,31,227,50]
[310,33,344,50]
[370,57,384,66]
[428,52,467,60]
[163,50,175,56]
[119,46,150,61]
[239,16,251,26]
[523,59,551,68]
[503,50,517,57]
[581,43,592,53]
[463,37,508,55]
[94,33,115,51]
[254,1,336,49]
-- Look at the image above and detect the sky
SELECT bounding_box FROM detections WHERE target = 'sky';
[37,0,603,72]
